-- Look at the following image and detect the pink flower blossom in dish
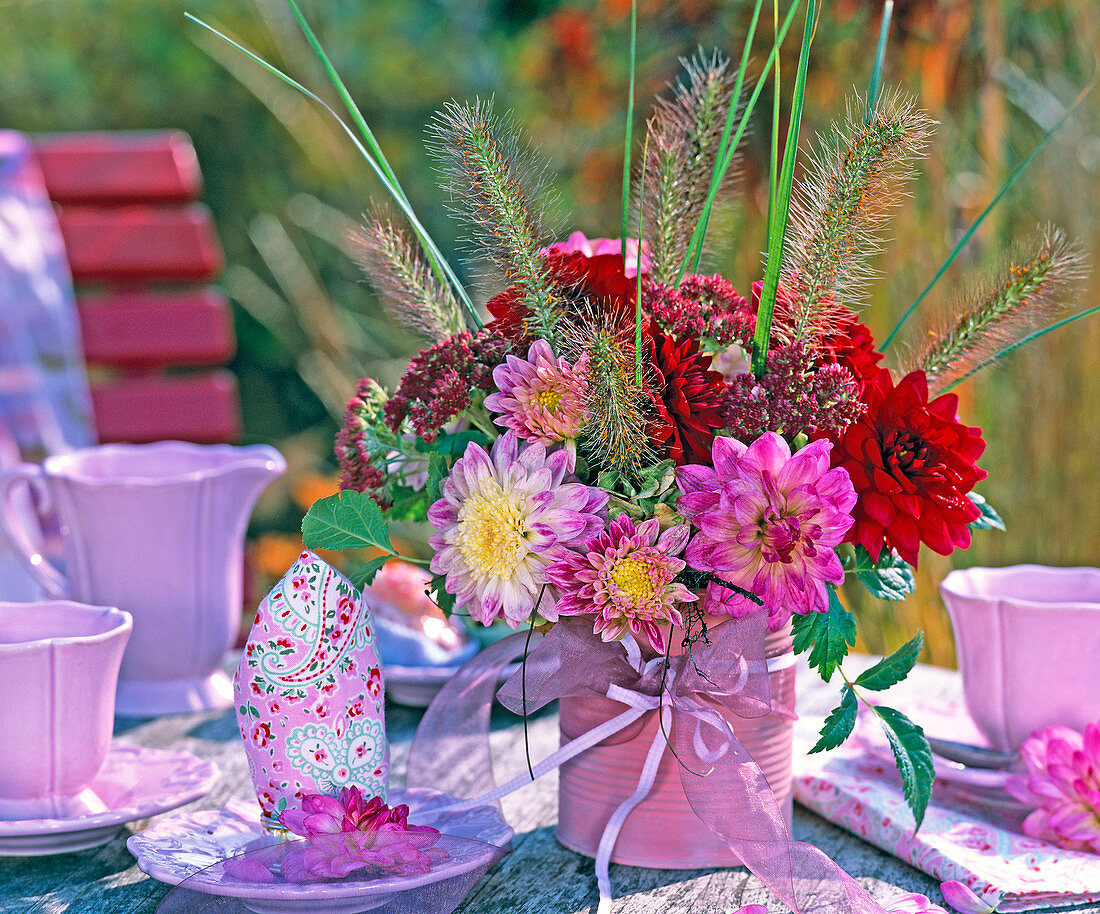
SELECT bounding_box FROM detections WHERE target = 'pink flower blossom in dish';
[277,787,444,881]
[676,433,856,631]
[484,339,590,469]
[428,432,607,627]
[730,907,767,914]
[541,231,652,278]
[546,514,696,652]
[884,892,951,913]
[939,881,1003,913]
[1005,721,1100,854]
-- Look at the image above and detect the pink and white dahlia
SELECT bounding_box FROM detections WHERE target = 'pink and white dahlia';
[427,432,607,627]
[676,433,856,631]
[483,339,590,469]
[1006,722,1100,854]
[546,514,695,652]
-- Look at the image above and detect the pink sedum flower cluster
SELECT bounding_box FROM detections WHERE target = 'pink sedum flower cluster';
[547,514,695,652]
[277,788,444,881]
[484,339,590,470]
[676,433,856,631]
[1007,722,1100,854]
[428,432,607,627]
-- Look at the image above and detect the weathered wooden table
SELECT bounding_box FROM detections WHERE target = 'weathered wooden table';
[2,656,1093,913]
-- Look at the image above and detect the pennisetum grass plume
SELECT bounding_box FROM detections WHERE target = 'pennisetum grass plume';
[906,228,1086,395]
[782,91,932,346]
[639,50,736,285]
[350,213,467,343]
[184,11,481,332]
[752,0,818,377]
[882,73,1096,351]
[429,99,561,345]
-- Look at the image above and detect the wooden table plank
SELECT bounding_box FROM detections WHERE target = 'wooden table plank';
[1,659,1095,914]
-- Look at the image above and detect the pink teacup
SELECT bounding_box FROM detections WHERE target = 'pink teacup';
[940,565,1100,750]
[0,600,132,820]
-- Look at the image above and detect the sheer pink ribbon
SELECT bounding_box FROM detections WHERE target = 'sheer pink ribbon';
[407,615,890,914]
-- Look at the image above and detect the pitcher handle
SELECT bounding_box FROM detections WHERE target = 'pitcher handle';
[0,465,69,598]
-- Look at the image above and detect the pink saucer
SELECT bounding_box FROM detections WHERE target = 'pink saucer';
[0,742,219,855]
[128,788,512,914]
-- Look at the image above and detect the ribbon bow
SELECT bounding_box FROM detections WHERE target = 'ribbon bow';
[406,614,889,914]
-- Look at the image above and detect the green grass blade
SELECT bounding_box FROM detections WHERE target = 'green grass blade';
[683,0,766,275]
[865,0,894,126]
[943,304,1100,393]
[636,134,648,385]
[187,12,480,330]
[882,74,1094,351]
[752,0,818,376]
[678,0,801,282]
[621,0,638,254]
[768,0,782,245]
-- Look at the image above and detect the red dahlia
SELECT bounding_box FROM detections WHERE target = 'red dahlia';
[825,370,986,566]
[645,328,727,466]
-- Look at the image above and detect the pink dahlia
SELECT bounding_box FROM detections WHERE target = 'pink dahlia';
[1006,722,1100,854]
[676,433,857,631]
[546,514,695,652]
[483,339,590,469]
[278,788,443,881]
[427,432,607,627]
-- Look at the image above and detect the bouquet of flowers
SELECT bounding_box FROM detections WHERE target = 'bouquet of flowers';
[194,0,1087,834]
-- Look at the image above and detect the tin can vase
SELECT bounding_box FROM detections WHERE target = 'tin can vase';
[233,551,389,829]
[555,619,794,868]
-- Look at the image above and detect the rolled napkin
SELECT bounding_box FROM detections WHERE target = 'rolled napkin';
[234,550,389,826]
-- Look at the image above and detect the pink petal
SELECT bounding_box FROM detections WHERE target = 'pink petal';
[940,880,1002,914]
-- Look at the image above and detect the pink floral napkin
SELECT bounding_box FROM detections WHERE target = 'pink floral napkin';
[793,701,1100,912]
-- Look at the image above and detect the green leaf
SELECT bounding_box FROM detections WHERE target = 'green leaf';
[853,546,915,601]
[302,491,393,553]
[967,492,1005,532]
[791,587,857,682]
[386,488,428,522]
[810,687,858,753]
[430,573,456,617]
[429,429,488,456]
[874,705,934,829]
[855,633,924,691]
[426,452,448,507]
[349,555,391,590]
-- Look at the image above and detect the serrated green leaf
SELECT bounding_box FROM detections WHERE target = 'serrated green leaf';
[302,491,393,553]
[874,705,934,829]
[855,633,924,691]
[349,555,391,589]
[810,687,858,753]
[426,452,448,507]
[386,488,428,521]
[791,588,857,682]
[967,492,1005,531]
[430,573,456,617]
[853,546,916,601]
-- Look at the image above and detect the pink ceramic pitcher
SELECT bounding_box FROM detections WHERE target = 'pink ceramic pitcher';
[0,441,285,715]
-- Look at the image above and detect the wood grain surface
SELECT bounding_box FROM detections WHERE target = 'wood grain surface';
[1,657,1091,914]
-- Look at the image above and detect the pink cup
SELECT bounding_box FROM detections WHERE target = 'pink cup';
[940,565,1100,750]
[0,601,132,820]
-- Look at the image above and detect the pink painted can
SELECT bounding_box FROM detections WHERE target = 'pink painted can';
[556,622,795,868]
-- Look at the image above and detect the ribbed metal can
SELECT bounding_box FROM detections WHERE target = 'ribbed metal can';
[555,621,794,868]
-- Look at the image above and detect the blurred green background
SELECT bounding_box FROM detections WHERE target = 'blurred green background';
[2,0,1098,665]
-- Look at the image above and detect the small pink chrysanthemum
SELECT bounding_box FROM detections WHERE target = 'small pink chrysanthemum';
[484,339,590,469]
[546,514,695,652]
[676,433,856,631]
[277,787,443,881]
[1006,722,1100,854]
[428,432,607,627]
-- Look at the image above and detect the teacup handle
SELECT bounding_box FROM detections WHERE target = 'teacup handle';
[0,464,70,598]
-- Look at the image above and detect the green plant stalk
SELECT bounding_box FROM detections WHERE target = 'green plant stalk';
[677,0,801,283]
[768,0,781,245]
[635,136,648,385]
[682,0,766,276]
[882,75,1095,351]
[943,303,1100,393]
[186,12,480,331]
[621,0,638,256]
[752,0,818,377]
[864,0,894,126]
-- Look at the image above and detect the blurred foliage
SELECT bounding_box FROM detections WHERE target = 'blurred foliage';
[2,0,1099,664]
